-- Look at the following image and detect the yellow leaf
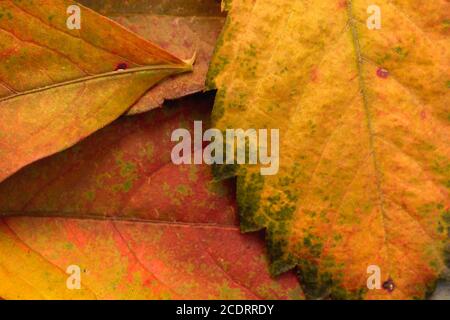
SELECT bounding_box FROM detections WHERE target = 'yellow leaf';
[208,0,450,299]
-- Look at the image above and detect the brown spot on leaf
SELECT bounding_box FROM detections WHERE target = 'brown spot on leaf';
[115,62,128,71]
[382,278,395,293]
[377,68,389,79]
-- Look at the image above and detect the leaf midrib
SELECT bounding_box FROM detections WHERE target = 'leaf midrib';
[0,213,239,230]
[347,0,390,267]
[0,64,190,103]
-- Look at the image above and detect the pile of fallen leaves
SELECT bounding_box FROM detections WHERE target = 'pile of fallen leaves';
[0,0,448,300]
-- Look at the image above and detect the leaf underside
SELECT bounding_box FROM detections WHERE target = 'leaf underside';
[207,0,450,299]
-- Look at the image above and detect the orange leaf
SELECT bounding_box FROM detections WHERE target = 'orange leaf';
[0,0,191,183]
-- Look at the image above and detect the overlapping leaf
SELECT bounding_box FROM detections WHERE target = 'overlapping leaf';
[80,0,226,114]
[0,94,304,300]
[0,0,191,183]
[207,0,450,299]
